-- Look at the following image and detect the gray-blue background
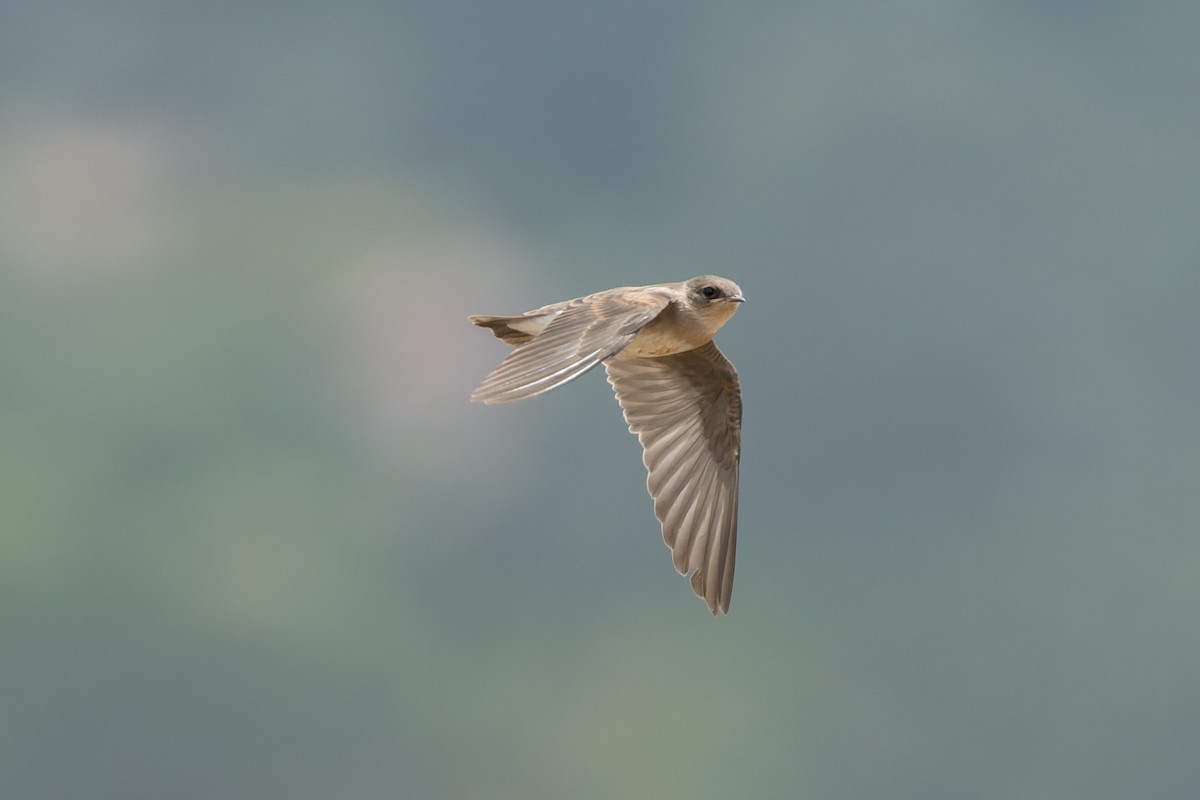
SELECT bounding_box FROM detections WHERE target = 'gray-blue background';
[3,3,1198,797]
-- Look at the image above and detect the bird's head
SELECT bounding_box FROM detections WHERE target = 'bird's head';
[684,275,745,324]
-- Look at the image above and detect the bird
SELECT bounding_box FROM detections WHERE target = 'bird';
[469,275,744,614]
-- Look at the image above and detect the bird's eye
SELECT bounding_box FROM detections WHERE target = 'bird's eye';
[702,286,718,298]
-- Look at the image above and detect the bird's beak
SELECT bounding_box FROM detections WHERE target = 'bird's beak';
[728,294,746,303]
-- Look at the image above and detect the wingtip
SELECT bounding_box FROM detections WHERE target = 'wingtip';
[703,596,728,616]
[469,385,528,405]
[469,385,500,404]
[689,569,730,615]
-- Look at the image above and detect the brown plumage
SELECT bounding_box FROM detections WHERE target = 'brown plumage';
[469,276,745,614]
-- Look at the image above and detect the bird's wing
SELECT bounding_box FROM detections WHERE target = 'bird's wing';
[604,341,741,614]
[470,289,671,404]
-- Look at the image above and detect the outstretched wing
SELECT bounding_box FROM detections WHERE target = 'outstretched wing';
[604,341,741,614]
[470,289,671,404]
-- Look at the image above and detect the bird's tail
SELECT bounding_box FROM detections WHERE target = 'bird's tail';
[467,314,539,347]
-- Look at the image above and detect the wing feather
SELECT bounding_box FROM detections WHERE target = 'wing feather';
[470,291,670,404]
[604,341,742,614]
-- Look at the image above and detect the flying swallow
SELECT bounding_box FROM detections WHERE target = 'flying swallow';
[469,275,744,614]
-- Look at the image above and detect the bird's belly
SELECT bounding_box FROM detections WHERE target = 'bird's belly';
[620,324,707,357]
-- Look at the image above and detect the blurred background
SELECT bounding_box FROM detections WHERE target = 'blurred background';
[2,2,1199,798]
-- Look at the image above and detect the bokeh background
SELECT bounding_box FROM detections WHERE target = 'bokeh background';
[3,2,1199,798]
